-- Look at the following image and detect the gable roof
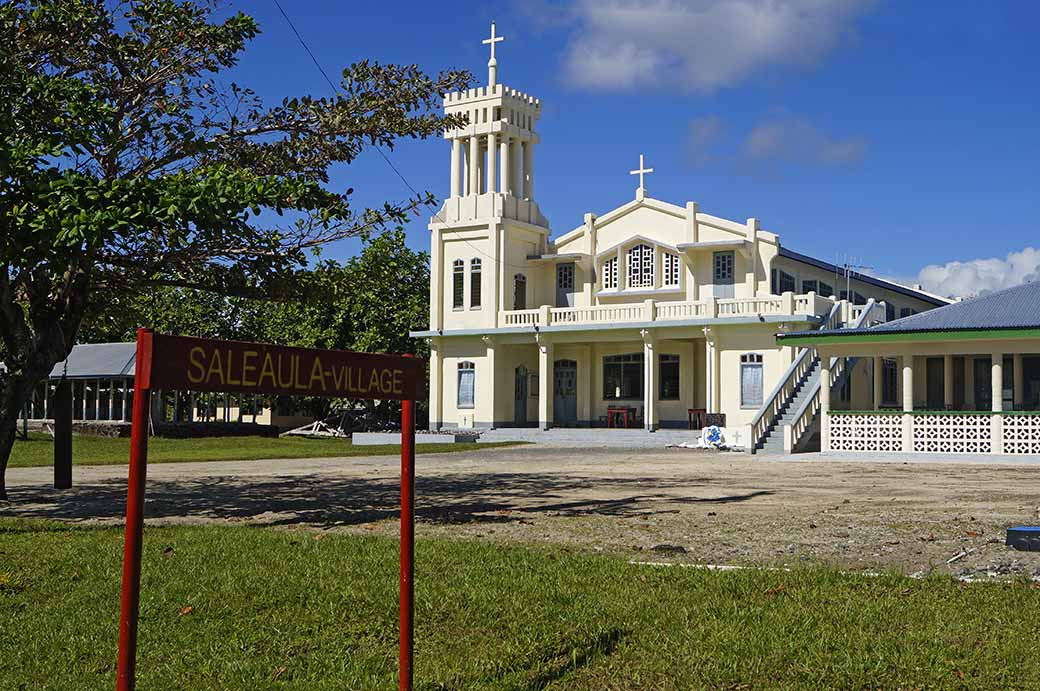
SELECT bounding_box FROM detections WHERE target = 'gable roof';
[48,342,136,379]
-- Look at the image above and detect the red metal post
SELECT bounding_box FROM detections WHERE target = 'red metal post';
[399,394,416,691]
[116,329,154,691]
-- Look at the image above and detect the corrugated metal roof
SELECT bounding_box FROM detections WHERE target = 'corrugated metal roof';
[864,280,1040,333]
[49,342,136,379]
[780,281,1040,339]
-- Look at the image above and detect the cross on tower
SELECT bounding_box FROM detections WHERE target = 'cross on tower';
[483,21,504,62]
[482,21,505,87]
[630,154,654,197]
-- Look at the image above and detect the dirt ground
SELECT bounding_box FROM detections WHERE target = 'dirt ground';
[4,446,1040,580]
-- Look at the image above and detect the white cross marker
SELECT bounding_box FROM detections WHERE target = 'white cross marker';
[630,154,654,194]
[483,21,504,62]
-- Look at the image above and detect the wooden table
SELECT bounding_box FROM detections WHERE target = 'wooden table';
[607,406,631,428]
[687,408,707,430]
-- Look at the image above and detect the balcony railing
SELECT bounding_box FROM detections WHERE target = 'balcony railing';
[500,291,834,328]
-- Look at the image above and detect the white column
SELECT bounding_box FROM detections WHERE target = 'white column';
[95,379,101,420]
[703,328,717,414]
[873,355,883,410]
[1013,353,1024,410]
[484,337,496,429]
[499,137,510,194]
[902,355,914,452]
[450,138,462,197]
[538,338,553,430]
[468,135,479,196]
[943,354,954,410]
[123,380,130,421]
[643,332,657,431]
[523,140,534,200]
[820,357,831,451]
[992,352,1004,453]
[486,133,497,198]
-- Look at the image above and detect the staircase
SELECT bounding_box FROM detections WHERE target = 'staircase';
[755,360,821,454]
[750,299,886,455]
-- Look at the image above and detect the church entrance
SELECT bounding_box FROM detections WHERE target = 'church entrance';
[553,359,577,426]
[514,366,528,426]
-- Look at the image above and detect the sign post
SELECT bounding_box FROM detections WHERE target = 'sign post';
[114,330,425,691]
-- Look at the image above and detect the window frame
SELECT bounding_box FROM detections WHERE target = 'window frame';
[457,361,476,409]
[469,258,482,309]
[740,353,764,409]
[452,259,465,310]
[771,268,796,295]
[662,252,681,288]
[603,353,644,401]
[659,353,680,401]
[627,244,655,288]
[601,256,618,290]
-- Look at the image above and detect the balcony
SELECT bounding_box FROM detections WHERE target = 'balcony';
[501,292,838,329]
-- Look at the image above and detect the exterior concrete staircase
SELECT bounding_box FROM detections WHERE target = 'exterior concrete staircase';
[755,360,821,454]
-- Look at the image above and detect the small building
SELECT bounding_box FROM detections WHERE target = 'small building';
[23,342,314,432]
[778,281,1040,455]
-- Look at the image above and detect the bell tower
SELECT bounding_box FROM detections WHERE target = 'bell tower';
[434,21,548,229]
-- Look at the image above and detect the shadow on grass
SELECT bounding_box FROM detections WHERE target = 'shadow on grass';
[2,469,773,527]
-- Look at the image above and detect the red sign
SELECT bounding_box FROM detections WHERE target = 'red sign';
[144,333,425,400]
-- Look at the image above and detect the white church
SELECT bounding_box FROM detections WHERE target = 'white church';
[410,24,949,451]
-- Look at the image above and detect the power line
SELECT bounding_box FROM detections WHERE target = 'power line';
[271,1,533,272]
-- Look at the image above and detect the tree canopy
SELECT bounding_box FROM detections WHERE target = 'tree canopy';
[0,0,467,497]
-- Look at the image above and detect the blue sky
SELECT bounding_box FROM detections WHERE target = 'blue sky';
[228,1,1040,297]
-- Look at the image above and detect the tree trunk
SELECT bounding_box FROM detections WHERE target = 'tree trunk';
[0,415,14,500]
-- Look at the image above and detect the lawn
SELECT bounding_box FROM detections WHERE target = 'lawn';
[2,519,1039,690]
[7,433,521,468]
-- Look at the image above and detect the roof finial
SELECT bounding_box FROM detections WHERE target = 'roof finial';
[483,20,504,88]
[630,154,654,200]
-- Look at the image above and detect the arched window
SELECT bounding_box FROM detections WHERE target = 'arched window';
[627,244,654,288]
[452,259,465,309]
[470,258,482,308]
[740,353,764,408]
[601,256,618,290]
[663,252,681,288]
[457,361,475,409]
[513,273,527,310]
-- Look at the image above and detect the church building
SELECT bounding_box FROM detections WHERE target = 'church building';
[410,24,948,448]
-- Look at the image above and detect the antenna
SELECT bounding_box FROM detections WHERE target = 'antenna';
[840,254,873,301]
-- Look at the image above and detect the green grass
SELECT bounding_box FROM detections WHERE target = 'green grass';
[2,519,1039,690]
[8,433,521,468]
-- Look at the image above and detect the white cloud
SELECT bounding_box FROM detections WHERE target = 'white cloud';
[561,0,876,91]
[911,247,1040,298]
[742,117,867,165]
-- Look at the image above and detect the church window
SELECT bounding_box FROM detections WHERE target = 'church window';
[771,268,796,295]
[452,259,464,309]
[627,244,655,288]
[457,361,475,409]
[885,302,895,322]
[470,258,482,309]
[603,353,643,400]
[659,354,680,400]
[900,307,916,318]
[740,353,764,408]
[601,257,618,290]
[513,274,527,310]
[663,253,681,288]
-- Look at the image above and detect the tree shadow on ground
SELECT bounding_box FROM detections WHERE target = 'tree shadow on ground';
[3,471,773,528]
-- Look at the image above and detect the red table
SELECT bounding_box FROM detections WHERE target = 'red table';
[607,406,631,428]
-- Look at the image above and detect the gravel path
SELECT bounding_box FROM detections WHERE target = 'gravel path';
[4,446,1039,579]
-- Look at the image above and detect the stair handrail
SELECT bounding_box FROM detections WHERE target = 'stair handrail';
[750,300,844,452]
[783,299,878,451]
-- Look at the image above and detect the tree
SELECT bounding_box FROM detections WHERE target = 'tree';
[0,0,468,498]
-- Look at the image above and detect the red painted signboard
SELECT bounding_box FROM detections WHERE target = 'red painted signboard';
[144,333,425,400]
[116,330,422,691]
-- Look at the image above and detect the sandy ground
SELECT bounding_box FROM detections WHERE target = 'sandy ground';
[3,446,1040,580]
